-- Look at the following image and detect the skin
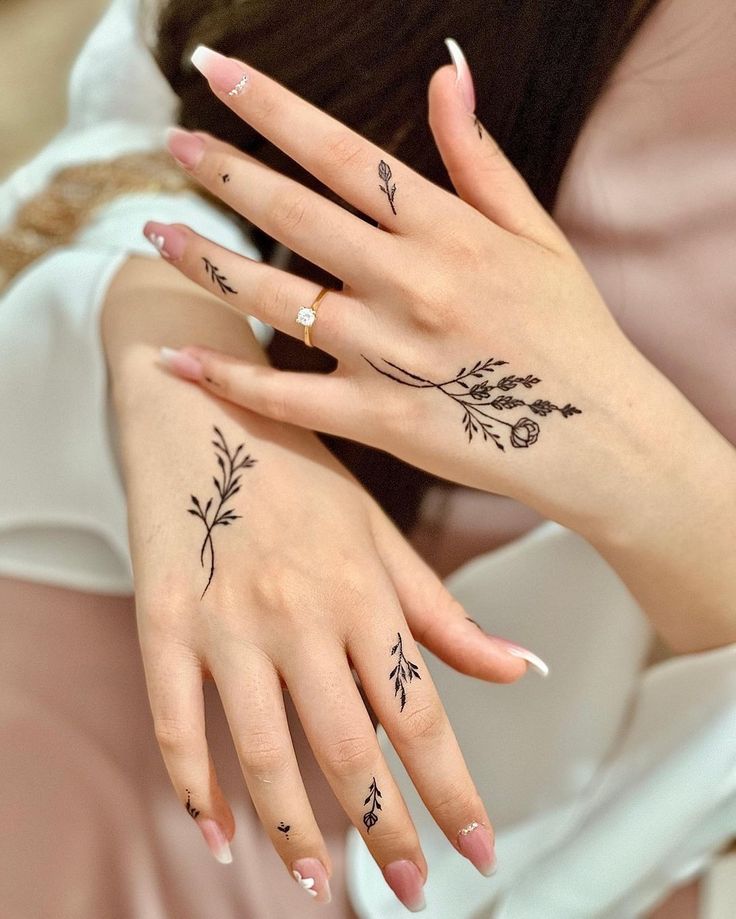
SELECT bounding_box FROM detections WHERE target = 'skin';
[149,49,736,654]
[102,255,531,905]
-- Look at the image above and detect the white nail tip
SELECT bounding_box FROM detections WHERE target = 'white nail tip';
[215,841,233,864]
[147,232,166,252]
[190,44,217,71]
[292,870,318,897]
[444,37,467,82]
[507,647,550,677]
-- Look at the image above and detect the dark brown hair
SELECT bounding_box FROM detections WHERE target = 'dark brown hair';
[154,0,658,529]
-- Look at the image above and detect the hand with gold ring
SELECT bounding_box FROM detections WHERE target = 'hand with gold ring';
[146,40,735,605]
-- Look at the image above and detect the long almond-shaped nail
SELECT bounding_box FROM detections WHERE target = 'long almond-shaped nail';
[445,37,475,114]
[198,817,233,864]
[457,822,496,876]
[191,45,250,96]
[143,221,187,261]
[166,127,205,169]
[159,347,204,381]
[502,641,550,677]
[383,860,426,912]
[292,858,331,904]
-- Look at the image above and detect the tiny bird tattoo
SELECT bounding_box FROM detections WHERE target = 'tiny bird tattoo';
[185,788,200,819]
[362,777,382,833]
[188,425,256,598]
[378,160,397,215]
[389,632,421,712]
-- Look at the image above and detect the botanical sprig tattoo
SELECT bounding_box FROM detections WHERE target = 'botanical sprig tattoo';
[364,356,581,450]
[378,160,397,215]
[390,633,421,712]
[188,426,256,598]
[185,788,200,819]
[362,776,382,833]
[202,256,237,295]
[277,822,291,841]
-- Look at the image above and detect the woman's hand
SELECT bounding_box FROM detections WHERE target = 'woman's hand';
[103,257,541,909]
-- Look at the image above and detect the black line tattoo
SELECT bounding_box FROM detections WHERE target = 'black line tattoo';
[473,114,484,140]
[185,788,200,819]
[188,425,256,598]
[219,172,231,183]
[378,160,397,215]
[277,822,291,841]
[363,356,581,451]
[202,256,237,295]
[389,632,421,713]
[466,616,484,630]
[362,777,382,833]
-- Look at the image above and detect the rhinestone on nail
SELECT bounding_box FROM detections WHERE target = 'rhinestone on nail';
[458,822,480,836]
[227,72,249,96]
[296,306,317,328]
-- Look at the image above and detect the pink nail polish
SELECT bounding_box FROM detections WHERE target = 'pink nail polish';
[159,347,204,382]
[457,822,497,877]
[292,858,332,904]
[383,861,426,912]
[166,127,205,169]
[191,45,250,97]
[444,38,476,114]
[143,221,187,261]
[198,817,233,864]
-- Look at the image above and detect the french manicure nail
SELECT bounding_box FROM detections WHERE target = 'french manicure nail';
[143,221,187,261]
[292,858,332,904]
[504,643,550,678]
[166,127,205,169]
[198,817,232,864]
[383,860,426,912]
[191,45,250,96]
[457,822,497,877]
[444,38,476,114]
[159,346,204,381]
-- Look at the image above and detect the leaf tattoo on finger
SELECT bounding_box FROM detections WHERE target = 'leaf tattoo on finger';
[202,256,237,295]
[362,776,382,833]
[378,160,397,215]
[188,426,256,598]
[390,632,421,712]
[363,355,581,450]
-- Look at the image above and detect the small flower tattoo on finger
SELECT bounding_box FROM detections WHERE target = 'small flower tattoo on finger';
[277,822,291,841]
[378,160,397,215]
[362,776,382,833]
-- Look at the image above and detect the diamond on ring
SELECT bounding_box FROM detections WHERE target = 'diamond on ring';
[227,72,249,96]
[296,306,317,328]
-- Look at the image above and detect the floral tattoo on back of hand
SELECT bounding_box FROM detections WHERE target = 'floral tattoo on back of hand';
[364,356,581,450]
[188,425,256,598]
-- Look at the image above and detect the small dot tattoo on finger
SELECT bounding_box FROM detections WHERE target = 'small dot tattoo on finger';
[185,788,200,819]
[277,822,291,841]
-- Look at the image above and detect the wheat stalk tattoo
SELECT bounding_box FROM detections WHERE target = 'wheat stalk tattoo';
[364,356,581,450]
[202,256,237,295]
[188,426,256,598]
[390,633,421,712]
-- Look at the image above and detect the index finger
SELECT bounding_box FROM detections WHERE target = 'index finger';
[190,45,447,233]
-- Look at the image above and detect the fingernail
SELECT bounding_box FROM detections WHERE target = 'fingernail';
[159,346,204,382]
[457,822,497,877]
[444,38,476,114]
[292,858,332,904]
[383,861,426,912]
[198,817,232,864]
[191,45,250,97]
[143,221,187,261]
[502,642,550,678]
[166,127,205,169]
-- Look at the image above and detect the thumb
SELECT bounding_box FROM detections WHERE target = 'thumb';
[428,39,563,249]
[371,510,549,683]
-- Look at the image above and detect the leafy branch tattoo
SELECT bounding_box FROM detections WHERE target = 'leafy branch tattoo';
[378,160,397,215]
[188,426,256,598]
[364,356,581,450]
[390,633,421,712]
[362,777,382,833]
[185,788,200,819]
[202,256,237,295]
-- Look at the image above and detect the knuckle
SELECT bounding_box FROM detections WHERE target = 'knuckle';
[154,718,200,753]
[323,130,366,170]
[401,701,446,744]
[239,731,290,777]
[271,189,310,235]
[256,274,293,324]
[322,735,376,777]
[431,782,479,821]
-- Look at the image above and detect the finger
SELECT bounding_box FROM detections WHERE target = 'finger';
[347,607,497,878]
[282,638,429,912]
[158,347,365,442]
[190,45,447,234]
[372,511,549,680]
[165,127,392,289]
[212,650,332,903]
[143,221,373,356]
[141,635,234,864]
[429,45,564,250]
